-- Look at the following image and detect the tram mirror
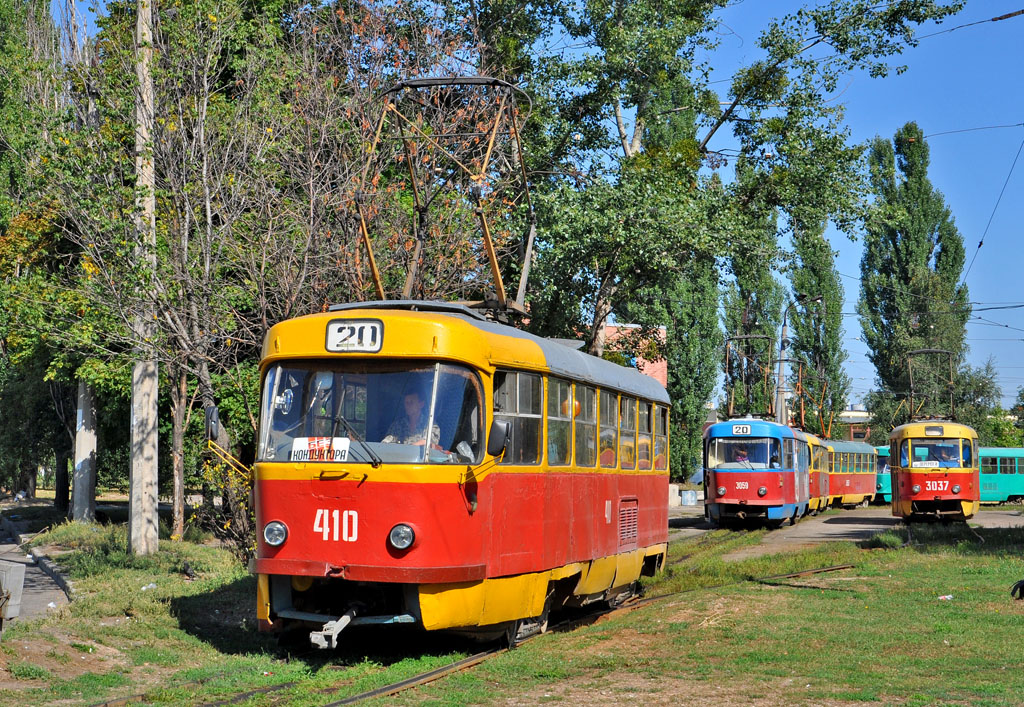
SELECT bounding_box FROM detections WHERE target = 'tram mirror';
[204,406,220,442]
[487,419,511,457]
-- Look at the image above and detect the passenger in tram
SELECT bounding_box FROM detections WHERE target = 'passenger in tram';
[732,445,749,463]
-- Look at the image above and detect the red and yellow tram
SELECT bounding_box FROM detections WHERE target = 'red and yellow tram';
[824,440,877,508]
[890,420,979,521]
[249,301,670,647]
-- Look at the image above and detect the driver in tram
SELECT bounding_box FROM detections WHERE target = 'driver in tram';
[382,389,441,447]
[935,445,958,468]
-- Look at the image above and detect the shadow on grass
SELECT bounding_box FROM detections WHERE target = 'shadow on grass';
[821,514,902,527]
[169,576,501,670]
[669,516,711,529]
[859,523,1024,556]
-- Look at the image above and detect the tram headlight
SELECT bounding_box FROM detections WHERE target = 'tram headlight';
[911,484,921,494]
[952,484,961,494]
[263,521,288,547]
[757,486,767,497]
[389,523,415,550]
[716,486,727,497]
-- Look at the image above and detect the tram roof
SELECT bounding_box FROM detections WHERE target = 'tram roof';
[703,418,796,440]
[827,439,877,454]
[980,447,1024,457]
[301,301,671,404]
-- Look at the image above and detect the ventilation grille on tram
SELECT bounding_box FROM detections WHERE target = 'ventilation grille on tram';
[619,499,638,549]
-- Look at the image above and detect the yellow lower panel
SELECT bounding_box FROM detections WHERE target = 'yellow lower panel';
[612,550,644,589]
[962,500,979,518]
[574,556,617,595]
[419,572,549,631]
[256,574,270,621]
[896,500,913,516]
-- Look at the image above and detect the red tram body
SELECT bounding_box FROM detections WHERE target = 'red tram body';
[250,302,670,647]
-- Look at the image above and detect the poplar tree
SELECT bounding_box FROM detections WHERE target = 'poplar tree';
[858,122,970,423]
[722,196,784,418]
[789,222,850,433]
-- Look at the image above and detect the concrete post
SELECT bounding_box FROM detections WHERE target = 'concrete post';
[129,361,160,555]
[72,380,97,522]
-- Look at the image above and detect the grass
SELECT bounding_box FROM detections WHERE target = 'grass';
[3,513,1024,705]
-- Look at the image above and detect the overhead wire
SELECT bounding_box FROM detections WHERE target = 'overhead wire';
[914,8,1024,40]
[960,134,1024,285]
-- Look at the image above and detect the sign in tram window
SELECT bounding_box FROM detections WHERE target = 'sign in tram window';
[637,402,653,470]
[1000,457,1016,474]
[599,390,619,468]
[547,378,572,466]
[575,385,597,467]
[654,407,669,470]
[619,397,637,470]
[494,371,543,465]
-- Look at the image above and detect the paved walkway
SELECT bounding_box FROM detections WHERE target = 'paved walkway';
[0,523,68,623]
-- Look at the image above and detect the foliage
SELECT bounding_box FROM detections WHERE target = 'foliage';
[789,222,851,434]
[0,0,973,557]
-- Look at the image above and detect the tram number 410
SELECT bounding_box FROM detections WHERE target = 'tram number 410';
[924,480,949,492]
[313,509,358,542]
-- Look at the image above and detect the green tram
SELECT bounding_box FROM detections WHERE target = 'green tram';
[875,445,891,503]
[979,447,1024,504]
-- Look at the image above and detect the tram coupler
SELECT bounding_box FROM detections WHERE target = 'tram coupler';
[310,608,358,649]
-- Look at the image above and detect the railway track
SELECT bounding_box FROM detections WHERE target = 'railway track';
[91,562,855,707]
[318,562,856,705]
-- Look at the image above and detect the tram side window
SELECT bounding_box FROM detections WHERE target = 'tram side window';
[619,397,637,470]
[575,385,597,467]
[1000,457,1016,474]
[982,456,998,474]
[900,441,909,467]
[637,402,653,470]
[654,407,669,470]
[599,390,618,468]
[494,371,542,465]
[547,378,573,466]
[782,440,794,470]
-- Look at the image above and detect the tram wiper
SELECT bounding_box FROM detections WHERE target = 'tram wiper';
[330,414,383,468]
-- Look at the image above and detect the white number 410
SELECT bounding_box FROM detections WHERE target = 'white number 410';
[313,509,358,542]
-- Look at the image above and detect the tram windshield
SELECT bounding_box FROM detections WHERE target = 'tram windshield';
[258,361,483,465]
[707,437,781,469]
[904,438,967,469]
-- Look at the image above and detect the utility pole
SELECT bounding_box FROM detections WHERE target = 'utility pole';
[129,0,159,555]
[775,294,821,426]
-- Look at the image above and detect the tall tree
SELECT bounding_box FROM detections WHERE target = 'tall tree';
[858,122,969,423]
[721,184,784,418]
[789,222,850,433]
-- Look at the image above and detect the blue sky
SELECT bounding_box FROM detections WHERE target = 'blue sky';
[702,1,1024,407]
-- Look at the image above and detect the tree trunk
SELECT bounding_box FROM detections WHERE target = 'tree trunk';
[129,0,160,556]
[19,461,36,498]
[72,380,97,521]
[170,368,187,540]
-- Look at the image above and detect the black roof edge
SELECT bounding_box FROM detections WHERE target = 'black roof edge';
[327,300,488,321]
